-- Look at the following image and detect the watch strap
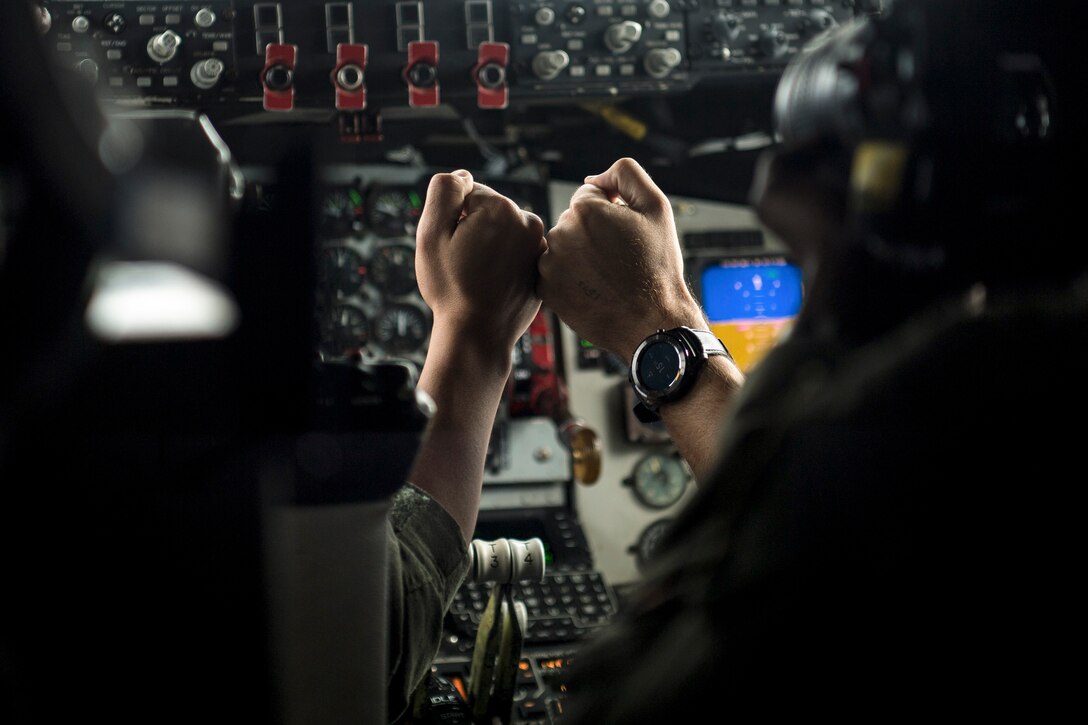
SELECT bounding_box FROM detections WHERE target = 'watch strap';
[676,327,731,361]
[633,400,662,424]
[630,327,732,424]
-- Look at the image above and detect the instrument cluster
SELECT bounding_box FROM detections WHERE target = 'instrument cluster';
[316,178,429,366]
[312,171,547,370]
[33,0,861,120]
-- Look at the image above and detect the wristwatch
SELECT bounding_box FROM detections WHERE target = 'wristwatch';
[629,327,731,423]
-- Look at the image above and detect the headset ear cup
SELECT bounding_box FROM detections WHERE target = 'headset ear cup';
[848,142,925,258]
[848,141,910,216]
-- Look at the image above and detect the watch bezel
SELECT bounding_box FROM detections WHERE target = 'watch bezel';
[630,329,697,408]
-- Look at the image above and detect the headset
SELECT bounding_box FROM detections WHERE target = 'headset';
[770,0,1075,282]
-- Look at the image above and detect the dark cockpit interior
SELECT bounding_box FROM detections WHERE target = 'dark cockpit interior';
[0,1,1080,723]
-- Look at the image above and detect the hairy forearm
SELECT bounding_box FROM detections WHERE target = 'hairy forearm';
[658,356,745,481]
[408,325,513,542]
[624,298,746,482]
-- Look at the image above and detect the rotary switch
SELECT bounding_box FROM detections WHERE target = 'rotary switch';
[644,47,681,79]
[604,20,643,54]
[532,49,569,80]
[147,30,182,64]
[190,58,224,89]
[648,1,671,19]
[711,13,743,43]
[759,29,789,59]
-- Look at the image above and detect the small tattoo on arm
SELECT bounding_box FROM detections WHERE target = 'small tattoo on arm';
[577,279,601,301]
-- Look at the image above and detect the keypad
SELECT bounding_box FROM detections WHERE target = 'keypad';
[448,564,618,644]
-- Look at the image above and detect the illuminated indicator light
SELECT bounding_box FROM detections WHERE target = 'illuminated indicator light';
[519,660,530,671]
[450,676,467,701]
[349,189,363,206]
[408,190,422,207]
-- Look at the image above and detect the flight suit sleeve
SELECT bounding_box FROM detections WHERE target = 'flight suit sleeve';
[385,483,470,722]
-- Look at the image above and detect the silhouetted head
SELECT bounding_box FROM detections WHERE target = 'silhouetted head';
[755,0,1078,291]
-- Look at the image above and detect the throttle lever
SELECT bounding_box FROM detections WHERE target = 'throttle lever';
[468,537,546,584]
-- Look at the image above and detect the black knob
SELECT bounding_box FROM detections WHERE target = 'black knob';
[711,13,741,43]
[103,12,126,34]
[566,4,587,24]
[759,30,788,58]
[801,11,837,35]
[264,64,294,91]
[408,61,437,88]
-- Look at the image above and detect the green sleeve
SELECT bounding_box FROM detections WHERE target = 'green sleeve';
[385,483,470,722]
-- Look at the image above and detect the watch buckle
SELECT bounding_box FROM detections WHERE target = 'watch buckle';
[633,401,661,424]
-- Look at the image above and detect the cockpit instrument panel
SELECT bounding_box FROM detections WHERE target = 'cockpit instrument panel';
[246,165,550,371]
[33,0,862,118]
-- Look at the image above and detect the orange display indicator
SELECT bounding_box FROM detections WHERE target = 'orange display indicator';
[449,675,466,701]
[710,318,797,373]
[700,257,804,373]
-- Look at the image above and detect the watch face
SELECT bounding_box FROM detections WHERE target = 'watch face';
[637,340,683,393]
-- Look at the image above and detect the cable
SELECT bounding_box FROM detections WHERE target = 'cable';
[462,117,509,176]
[687,131,779,158]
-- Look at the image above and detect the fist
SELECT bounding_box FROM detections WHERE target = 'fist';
[538,158,706,361]
[415,170,548,352]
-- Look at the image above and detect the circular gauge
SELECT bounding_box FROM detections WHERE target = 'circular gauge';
[319,303,370,358]
[366,185,423,238]
[370,243,418,297]
[624,451,692,509]
[320,185,366,237]
[318,245,367,298]
[374,303,429,355]
[629,519,673,572]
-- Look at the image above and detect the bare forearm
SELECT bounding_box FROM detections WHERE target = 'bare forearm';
[408,325,513,542]
[657,355,745,481]
[627,299,746,481]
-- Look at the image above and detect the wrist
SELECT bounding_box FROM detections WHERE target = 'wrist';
[427,316,515,380]
[655,355,744,480]
[657,354,744,414]
[628,325,734,423]
[620,297,708,361]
